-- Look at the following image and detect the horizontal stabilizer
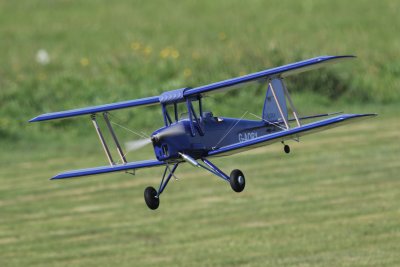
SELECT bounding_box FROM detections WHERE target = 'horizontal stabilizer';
[288,111,343,122]
[51,159,165,179]
[29,96,160,122]
[208,113,376,157]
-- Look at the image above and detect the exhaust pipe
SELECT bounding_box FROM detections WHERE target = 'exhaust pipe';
[178,152,199,167]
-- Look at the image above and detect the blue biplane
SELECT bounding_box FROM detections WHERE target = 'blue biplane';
[30,55,376,210]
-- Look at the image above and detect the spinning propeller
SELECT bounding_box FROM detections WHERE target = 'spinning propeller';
[125,124,185,152]
[125,138,152,152]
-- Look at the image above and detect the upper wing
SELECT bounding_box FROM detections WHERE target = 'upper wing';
[207,113,376,157]
[30,55,353,122]
[29,96,160,122]
[184,55,355,98]
[51,159,165,179]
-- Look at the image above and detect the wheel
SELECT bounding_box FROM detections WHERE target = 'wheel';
[144,186,159,210]
[284,144,290,154]
[230,169,245,193]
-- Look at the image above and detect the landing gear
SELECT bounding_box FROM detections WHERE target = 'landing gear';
[199,158,246,193]
[284,144,290,154]
[281,141,291,154]
[145,156,247,209]
[144,163,179,210]
[230,169,246,192]
[144,186,159,210]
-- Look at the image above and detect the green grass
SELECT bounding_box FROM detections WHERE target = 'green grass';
[1,1,399,266]
[1,107,399,267]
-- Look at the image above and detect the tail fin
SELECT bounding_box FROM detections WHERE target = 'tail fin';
[262,78,288,123]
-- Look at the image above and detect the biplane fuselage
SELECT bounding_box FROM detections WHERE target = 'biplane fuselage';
[152,115,277,162]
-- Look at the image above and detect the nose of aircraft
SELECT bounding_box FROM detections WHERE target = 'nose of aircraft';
[151,134,160,143]
[151,123,186,144]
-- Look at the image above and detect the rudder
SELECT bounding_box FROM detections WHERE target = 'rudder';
[262,78,288,123]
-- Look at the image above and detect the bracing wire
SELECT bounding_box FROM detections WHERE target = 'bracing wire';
[107,113,149,139]
[248,112,287,131]
[106,113,151,164]
[213,110,248,149]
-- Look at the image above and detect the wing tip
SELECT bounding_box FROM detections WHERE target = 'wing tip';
[365,113,378,117]
[29,116,40,122]
[357,113,377,117]
[50,174,65,180]
[320,55,356,61]
[340,54,357,60]
[340,113,377,120]
[29,114,54,122]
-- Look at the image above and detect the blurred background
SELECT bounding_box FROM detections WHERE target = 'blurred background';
[1,1,399,266]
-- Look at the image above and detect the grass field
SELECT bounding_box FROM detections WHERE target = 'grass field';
[1,106,399,267]
[1,1,399,266]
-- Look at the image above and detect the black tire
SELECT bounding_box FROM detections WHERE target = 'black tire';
[284,144,290,154]
[144,186,159,210]
[230,169,245,193]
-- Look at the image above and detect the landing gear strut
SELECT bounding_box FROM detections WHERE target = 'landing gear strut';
[145,155,247,209]
[144,163,179,210]
[200,158,245,193]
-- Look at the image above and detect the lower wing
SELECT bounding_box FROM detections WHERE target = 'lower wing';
[51,159,165,179]
[207,113,376,157]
